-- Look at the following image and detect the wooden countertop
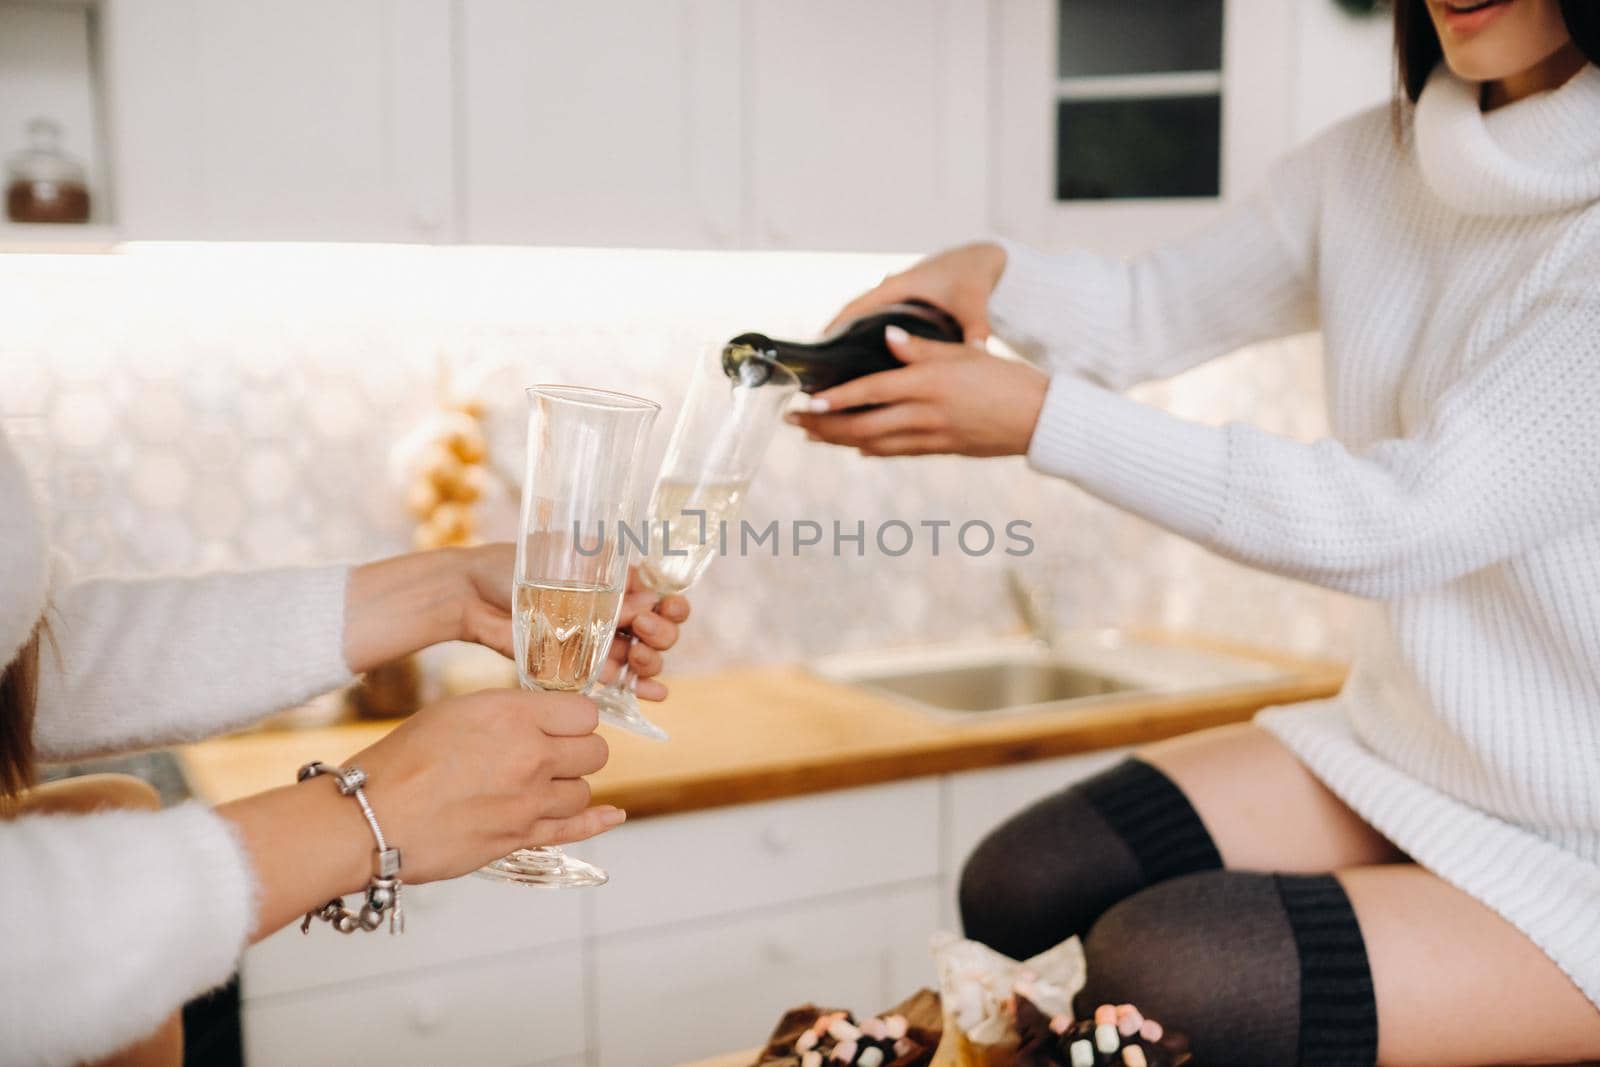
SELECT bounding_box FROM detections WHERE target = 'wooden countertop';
[178,634,1344,817]
[679,1051,757,1067]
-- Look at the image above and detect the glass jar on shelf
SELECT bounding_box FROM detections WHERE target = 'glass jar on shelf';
[6,118,91,224]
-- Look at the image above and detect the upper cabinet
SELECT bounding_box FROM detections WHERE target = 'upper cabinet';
[104,0,454,242]
[459,0,741,248]
[57,1,1390,252]
[742,0,987,252]
[991,0,1295,255]
[459,0,985,252]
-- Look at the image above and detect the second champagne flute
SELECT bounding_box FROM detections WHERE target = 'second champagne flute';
[590,351,799,741]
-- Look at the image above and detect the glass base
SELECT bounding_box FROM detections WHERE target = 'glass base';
[590,685,671,743]
[475,847,608,888]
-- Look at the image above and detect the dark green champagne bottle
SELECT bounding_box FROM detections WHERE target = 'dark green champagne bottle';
[721,300,962,394]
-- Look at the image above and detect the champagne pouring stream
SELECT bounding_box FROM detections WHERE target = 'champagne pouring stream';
[589,350,800,742]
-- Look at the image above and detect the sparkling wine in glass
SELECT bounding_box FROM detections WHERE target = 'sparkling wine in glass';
[589,351,798,741]
[477,384,660,889]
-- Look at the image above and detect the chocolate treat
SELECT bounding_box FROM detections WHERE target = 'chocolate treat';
[1011,1000,1191,1067]
[751,992,941,1067]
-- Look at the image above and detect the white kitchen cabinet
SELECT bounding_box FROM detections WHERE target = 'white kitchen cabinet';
[233,759,1178,1065]
[241,874,582,999]
[91,2,1382,253]
[991,0,1295,256]
[243,944,586,1067]
[103,0,453,242]
[585,778,942,936]
[744,0,988,252]
[459,0,741,249]
[461,0,984,253]
[592,882,941,1067]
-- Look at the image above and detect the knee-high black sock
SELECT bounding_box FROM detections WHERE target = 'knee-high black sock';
[959,759,1223,960]
[1079,871,1379,1067]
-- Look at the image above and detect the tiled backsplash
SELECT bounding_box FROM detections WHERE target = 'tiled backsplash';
[0,244,1356,673]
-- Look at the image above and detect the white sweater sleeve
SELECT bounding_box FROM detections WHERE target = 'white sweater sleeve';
[0,804,256,1067]
[35,564,355,760]
[988,141,1323,388]
[1025,275,1600,599]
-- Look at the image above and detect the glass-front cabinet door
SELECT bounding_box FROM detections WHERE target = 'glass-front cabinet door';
[992,0,1292,255]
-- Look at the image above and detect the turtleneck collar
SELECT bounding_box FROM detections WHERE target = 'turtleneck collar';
[1414,61,1600,217]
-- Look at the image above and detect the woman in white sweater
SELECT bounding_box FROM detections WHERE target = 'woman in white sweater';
[0,425,689,1065]
[794,2,1600,1065]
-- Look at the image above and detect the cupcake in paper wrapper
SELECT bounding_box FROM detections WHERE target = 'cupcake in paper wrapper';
[929,932,1085,1066]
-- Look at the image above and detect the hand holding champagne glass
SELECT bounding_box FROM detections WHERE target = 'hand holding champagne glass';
[477,385,660,889]
[590,351,800,741]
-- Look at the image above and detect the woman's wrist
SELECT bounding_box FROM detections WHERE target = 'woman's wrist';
[342,548,472,674]
[218,776,373,942]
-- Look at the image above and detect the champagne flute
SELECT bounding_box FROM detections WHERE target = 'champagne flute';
[590,350,799,741]
[477,385,660,889]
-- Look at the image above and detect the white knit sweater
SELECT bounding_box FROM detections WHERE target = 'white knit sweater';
[991,63,1600,1006]
[0,430,352,1065]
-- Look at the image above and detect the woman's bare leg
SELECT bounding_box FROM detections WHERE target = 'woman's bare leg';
[1138,722,1406,872]
[1340,864,1600,1066]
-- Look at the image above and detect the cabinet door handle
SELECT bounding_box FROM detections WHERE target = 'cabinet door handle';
[761,825,793,854]
[406,993,443,1033]
[762,936,799,964]
[412,206,442,237]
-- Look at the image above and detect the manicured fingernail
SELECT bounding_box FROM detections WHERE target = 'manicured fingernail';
[600,808,626,826]
[884,324,910,346]
[806,396,831,414]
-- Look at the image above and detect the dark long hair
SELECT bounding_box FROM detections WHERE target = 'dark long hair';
[0,627,42,802]
[1396,0,1600,101]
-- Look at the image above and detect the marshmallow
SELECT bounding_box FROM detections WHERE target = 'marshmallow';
[1094,1004,1118,1027]
[1095,1023,1121,1054]
[894,1038,915,1057]
[857,1048,885,1067]
[859,1017,888,1041]
[883,1015,908,1040]
[1049,1013,1073,1035]
[1139,1019,1164,1043]
[795,1029,818,1052]
[801,1052,822,1067]
[830,1039,857,1063]
[1117,1008,1144,1037]
[1122,1047,1148,1067]
[1069,1039,1096,1067]
[827,1019,862,1043]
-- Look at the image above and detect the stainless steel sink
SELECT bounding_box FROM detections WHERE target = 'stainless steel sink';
[850,659,1135,713]
[810,632,1289,721]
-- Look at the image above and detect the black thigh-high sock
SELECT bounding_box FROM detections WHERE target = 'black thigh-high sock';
[1078,871,1379,1067]
[958,758,1223,960]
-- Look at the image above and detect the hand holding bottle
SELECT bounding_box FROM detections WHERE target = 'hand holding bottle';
[827,242,1008,344]
[786,324,1048,459]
